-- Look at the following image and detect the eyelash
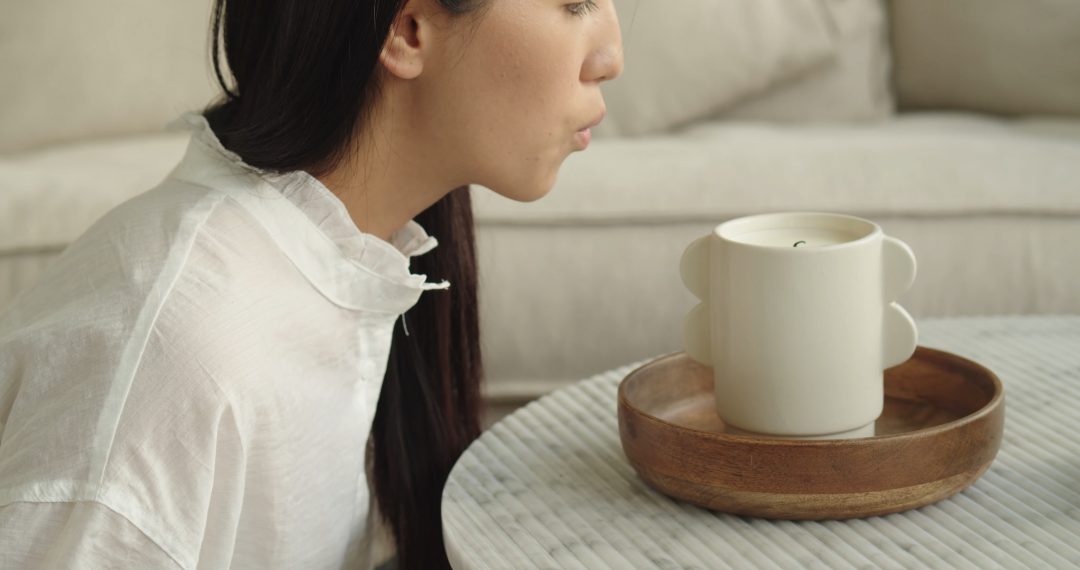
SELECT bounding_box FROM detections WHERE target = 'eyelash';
[567,0,599,17]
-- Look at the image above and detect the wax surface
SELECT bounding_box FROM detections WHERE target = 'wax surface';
[733,227,859,248]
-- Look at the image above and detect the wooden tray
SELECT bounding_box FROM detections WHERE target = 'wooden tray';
[617,346,1005,520]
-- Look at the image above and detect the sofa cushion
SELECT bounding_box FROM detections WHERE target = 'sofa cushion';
[473,112,1080,222]
[0,132,191,311]
[890,0,1080,117]
[475,215,1080,395]
[0,2,216,153]
[594,0,837,138]
[3,116,1079,390]
[721,0,894,123]
[472,113,1080,392]
[0,133,191,252]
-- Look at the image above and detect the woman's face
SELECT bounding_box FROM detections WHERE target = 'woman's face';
[421,0,624,201]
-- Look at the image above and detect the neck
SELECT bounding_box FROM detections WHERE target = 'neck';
[314,82,459,243]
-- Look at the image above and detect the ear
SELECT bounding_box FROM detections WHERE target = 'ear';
[379,0,428,80]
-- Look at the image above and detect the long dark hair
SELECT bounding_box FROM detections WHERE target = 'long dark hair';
[202,1,485,567]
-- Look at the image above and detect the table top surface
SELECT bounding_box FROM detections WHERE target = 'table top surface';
[442,315,1080,569]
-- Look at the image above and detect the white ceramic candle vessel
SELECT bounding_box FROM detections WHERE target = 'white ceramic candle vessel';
[680,212,918,438]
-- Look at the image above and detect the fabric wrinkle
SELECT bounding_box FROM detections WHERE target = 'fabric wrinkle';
[0,109,452,568]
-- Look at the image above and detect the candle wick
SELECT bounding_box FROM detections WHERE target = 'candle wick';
[793,240,807,247]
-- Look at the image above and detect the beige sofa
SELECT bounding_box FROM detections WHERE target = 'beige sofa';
[3,0,1080,409]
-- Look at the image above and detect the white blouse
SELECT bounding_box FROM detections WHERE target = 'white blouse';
[0,112,450,569]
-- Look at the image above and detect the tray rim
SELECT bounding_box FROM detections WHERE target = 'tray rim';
[617,345,1004,445]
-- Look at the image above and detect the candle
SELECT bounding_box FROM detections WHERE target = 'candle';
[732,227,858,248]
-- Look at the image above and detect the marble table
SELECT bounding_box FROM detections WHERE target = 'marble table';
[441,315,1080,569]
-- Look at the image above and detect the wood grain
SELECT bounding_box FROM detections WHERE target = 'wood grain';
[617,346,1005,519]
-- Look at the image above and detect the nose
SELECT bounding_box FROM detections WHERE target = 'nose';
[581,1,624,83]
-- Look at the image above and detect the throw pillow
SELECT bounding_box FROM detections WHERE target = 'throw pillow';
[721,0,895,123]
[593,0,838,138]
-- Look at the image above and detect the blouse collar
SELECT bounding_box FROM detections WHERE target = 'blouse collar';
[164,111,450,314]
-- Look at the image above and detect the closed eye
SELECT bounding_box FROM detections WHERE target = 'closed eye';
[567,0,599,17]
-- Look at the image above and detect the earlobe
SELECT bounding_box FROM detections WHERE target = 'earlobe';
[379,12,425,80]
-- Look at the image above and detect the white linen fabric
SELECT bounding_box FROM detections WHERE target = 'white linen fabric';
[0,112,450,569]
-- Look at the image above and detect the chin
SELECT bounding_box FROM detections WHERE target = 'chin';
[516,186,553,203]
[489,172,559,203]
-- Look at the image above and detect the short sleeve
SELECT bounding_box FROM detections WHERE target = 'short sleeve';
[0,501,182,569]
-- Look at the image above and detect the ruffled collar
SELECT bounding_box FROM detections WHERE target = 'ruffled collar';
[164,111,450,313]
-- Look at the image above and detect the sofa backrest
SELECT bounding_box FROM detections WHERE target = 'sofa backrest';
[4,0,1078,155]
[0,0,218,154]
[4,0,888,151]
[889,0,1080,117]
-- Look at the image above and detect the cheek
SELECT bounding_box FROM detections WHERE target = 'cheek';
[522,55,576,131]
[458,23,580,193]
[466,56,563,174]
[480,28,575,136]
[504,64,579,167]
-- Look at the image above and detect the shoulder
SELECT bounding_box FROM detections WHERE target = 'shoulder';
[0,177,289,331]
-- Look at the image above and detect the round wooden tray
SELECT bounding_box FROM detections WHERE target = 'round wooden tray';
[617,346,1005,520]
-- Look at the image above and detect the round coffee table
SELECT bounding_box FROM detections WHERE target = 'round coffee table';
[442,315,1080,569]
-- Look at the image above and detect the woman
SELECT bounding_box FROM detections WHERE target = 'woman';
[0,0,623,568]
